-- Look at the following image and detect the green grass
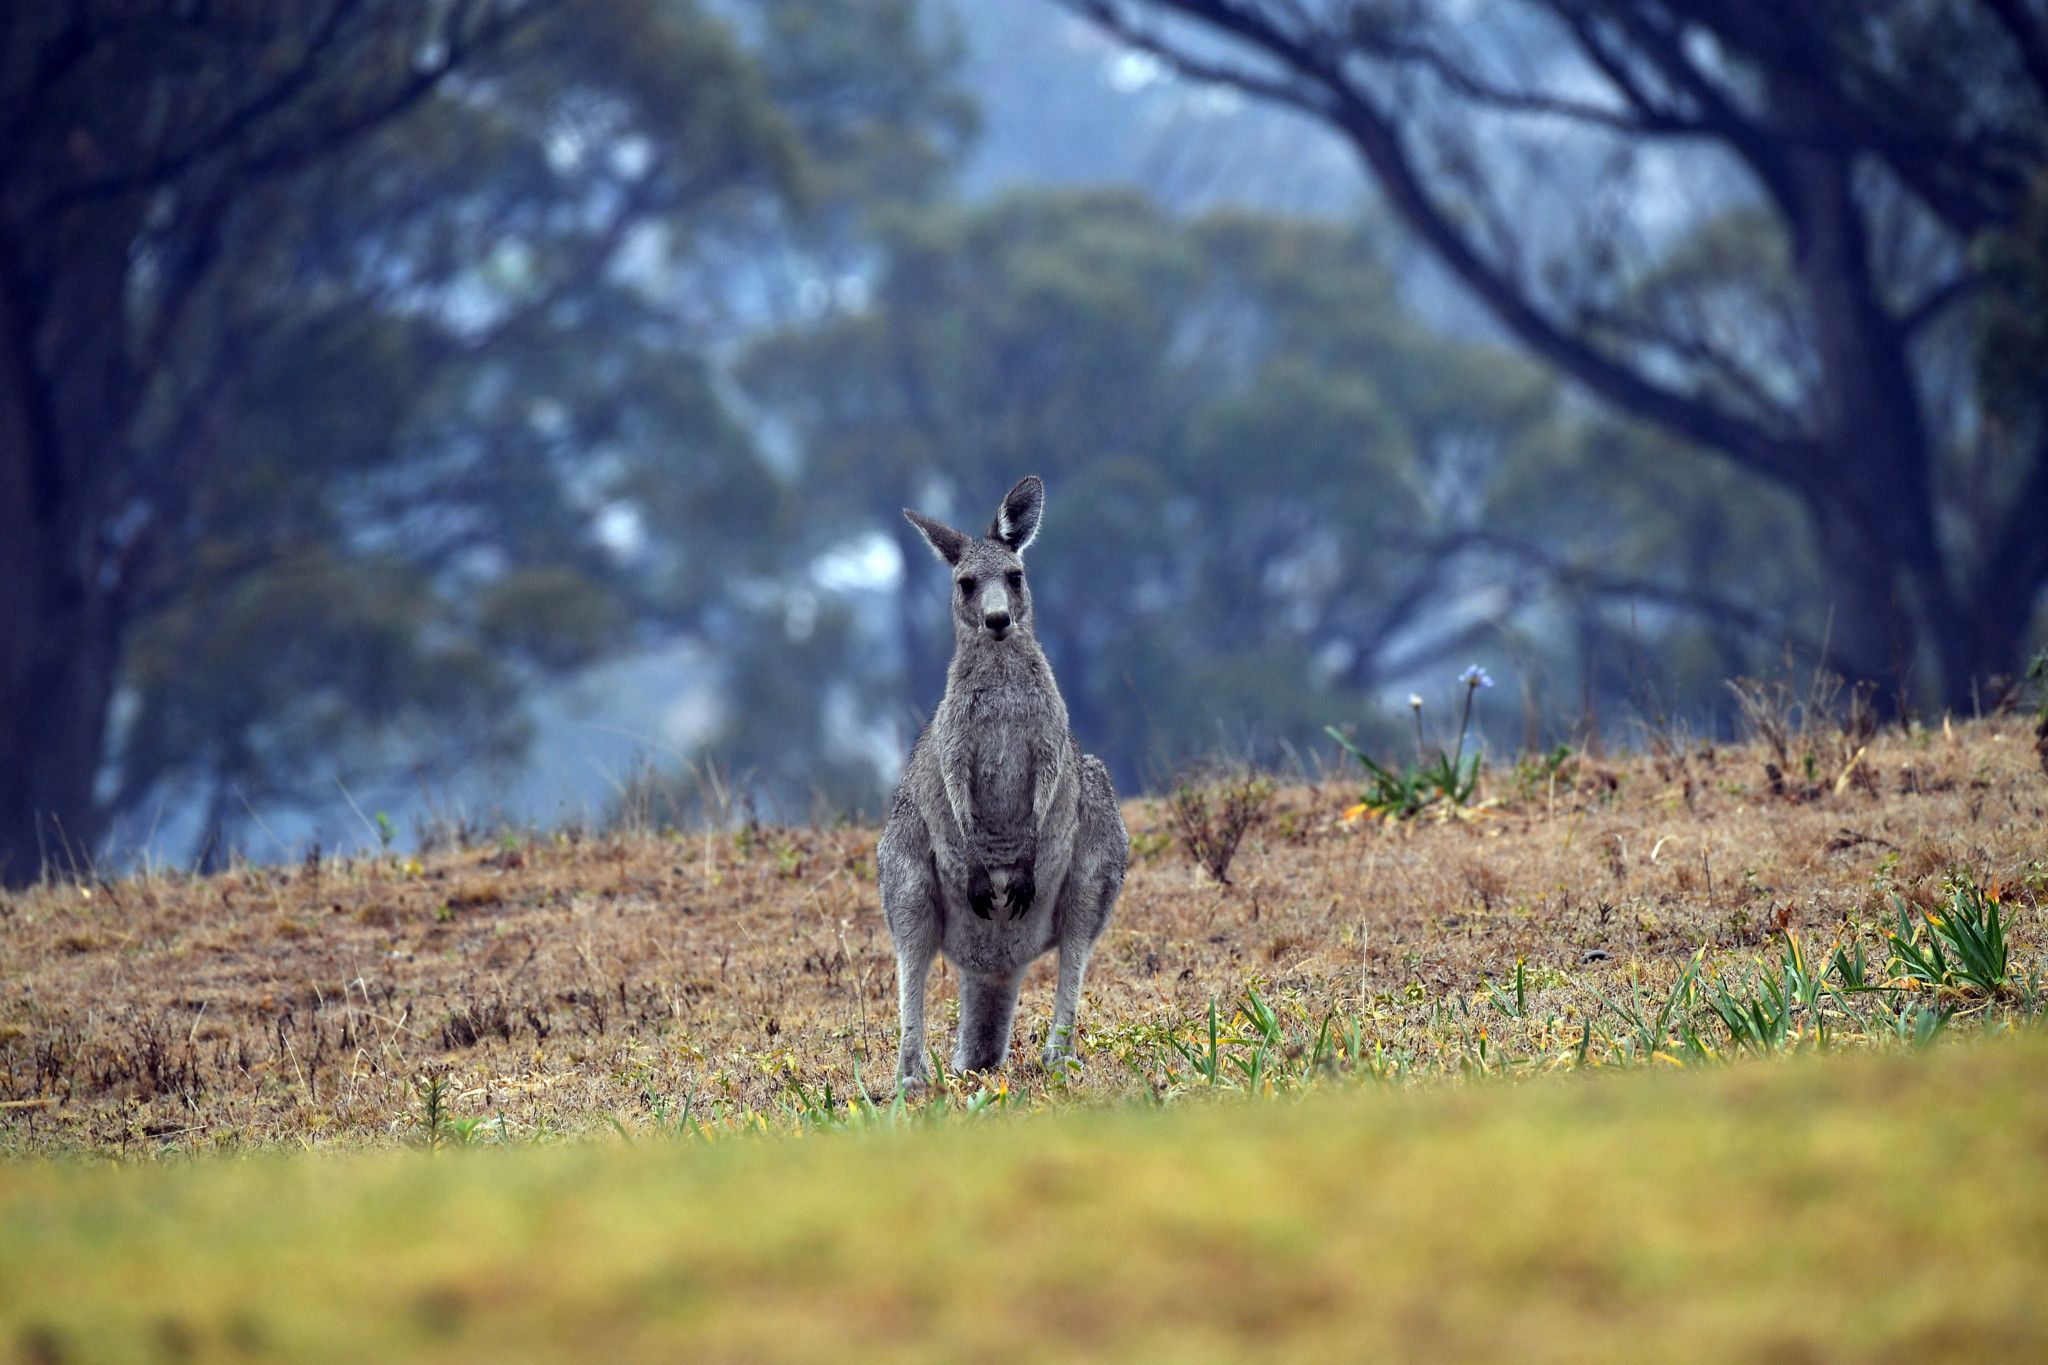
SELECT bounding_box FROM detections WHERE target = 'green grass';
[6,1037,2048,1362]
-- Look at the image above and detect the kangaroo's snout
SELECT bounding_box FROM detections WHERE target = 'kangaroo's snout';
[984,610,1012,638]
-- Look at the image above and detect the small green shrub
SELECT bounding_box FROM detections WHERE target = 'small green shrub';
[1329,665,1493,821]
[1889,873,2011,1000]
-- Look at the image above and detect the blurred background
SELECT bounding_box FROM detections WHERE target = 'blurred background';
[2,0,2043,882]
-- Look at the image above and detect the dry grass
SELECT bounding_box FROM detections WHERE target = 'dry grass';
[3,717,2045,1155]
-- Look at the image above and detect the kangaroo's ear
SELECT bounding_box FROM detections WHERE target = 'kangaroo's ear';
[990,475,1044,553]
[904,509,969,566]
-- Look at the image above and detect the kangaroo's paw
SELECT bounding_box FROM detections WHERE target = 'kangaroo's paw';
[1004,865,1035,918]
[967,862,995,920]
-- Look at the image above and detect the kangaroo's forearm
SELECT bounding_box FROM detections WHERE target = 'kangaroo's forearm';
[940,757,981,859]
[940,761,971,835]
[1028,738,1065,837]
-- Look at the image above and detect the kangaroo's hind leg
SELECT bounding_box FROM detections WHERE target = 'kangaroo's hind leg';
[1044,870,1115,1070]
[953,969,1024,1073]
[879,815,942,1088]
[1044,932,1094,1071]
[1045,756,1129,1070]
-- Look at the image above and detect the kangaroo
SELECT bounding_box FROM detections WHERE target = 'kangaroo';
[880,475,1128,1086]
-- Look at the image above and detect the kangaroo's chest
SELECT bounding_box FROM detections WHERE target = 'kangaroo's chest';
[960,689,1043,821]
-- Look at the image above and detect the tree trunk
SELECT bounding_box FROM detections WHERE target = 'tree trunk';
[0,217,134,887]
[0,383,120,885]
[1809,502,1910,708]
[1777,96,1957,712]
[1959,561,2047,700]
[0,586,119,887]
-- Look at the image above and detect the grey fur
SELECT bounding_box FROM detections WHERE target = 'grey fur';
[880,475,1127,1084]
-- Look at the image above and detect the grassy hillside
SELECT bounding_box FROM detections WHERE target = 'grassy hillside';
[5,712,2045,1152]
[2,711,2045,1358]
[5,1038,2047,1361]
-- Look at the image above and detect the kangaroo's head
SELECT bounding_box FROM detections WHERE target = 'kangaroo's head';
[904,476,1044,647]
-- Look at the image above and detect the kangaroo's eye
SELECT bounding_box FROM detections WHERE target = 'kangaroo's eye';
[1005,570,1023,590]
[957,576,976,598]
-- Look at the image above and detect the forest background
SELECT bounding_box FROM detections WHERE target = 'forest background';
[2,0,2042,883]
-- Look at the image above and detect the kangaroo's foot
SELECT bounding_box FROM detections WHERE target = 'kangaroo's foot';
[954,971,1021,1072]
[1041,1022,1081,1075]
[950,1045,1010,1074]
[1040,1051,1083,1084]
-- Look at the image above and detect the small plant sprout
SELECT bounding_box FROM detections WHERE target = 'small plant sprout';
[1452,665,1494,773]
[1330,664,1497,821]
[1484,958,1530,1018]
[1887,872,2012,1002]
[411,1067,453,1152]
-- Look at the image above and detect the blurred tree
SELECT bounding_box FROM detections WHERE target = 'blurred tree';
[1053,0,2048,709]
[743,190,1789,788]
[1481,414,1820,737]
[0,0,970,883]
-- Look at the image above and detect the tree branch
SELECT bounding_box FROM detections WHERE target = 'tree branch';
[1984,0,2048,105]
[1573,301,1802,434]
[1573,1,1800,212]
[0,5,96,156]
[1900,270,1985,338]
[40,0,542,215]
[1475,531,1807,652]
[1346,28,1702,137]
[40,0,367,210]
[1226,4,1812,482]
[1068,1,1820,490]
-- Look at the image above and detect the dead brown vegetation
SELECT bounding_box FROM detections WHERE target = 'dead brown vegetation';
[1168,769,1276,884]
[3,718,2043,1154]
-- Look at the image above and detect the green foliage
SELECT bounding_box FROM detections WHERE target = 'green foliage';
[1483,959,1531,1019]
[1322,735,1471,821]
[1160,990,1328,1093]
[118,552,533,841]
[743,192,1576,789]
[745,0,978,210]
[55,0,975,857]
[410,1070,454,1152]
[1514,745,1575,800]
[1327,667,1492,820]
[1889,875,2013,1001]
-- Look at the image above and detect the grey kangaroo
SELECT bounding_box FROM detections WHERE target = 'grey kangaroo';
[880,476,1128,1086]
